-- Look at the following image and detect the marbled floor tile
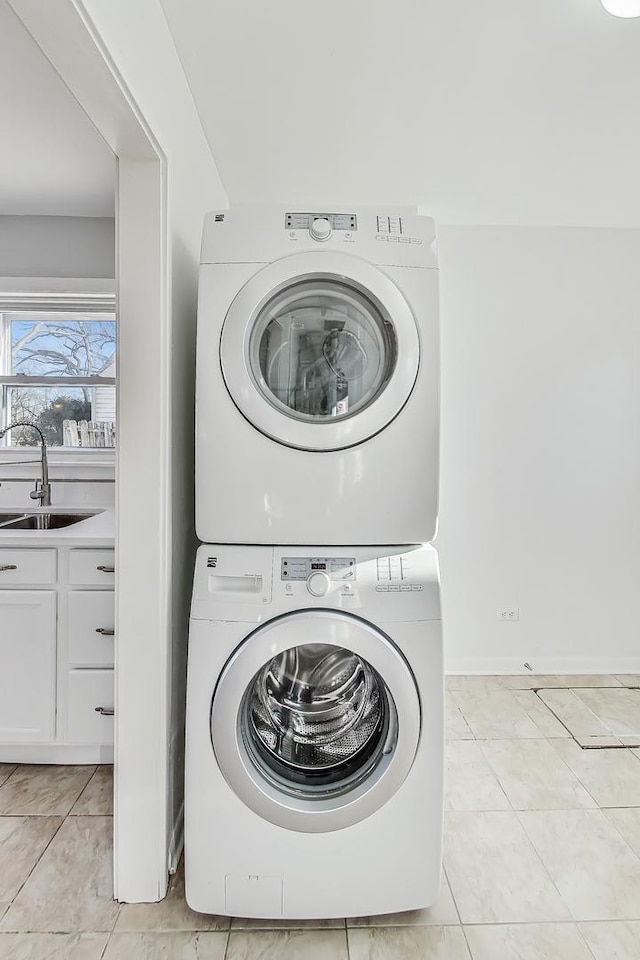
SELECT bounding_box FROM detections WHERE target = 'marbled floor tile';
[0,933,108,959]
[446,677,505,692]
[549,738,640,807]
[70,767,113,816]
[579,921,640,960]
[443,811,570,923]
[115,858,228,932]
[0,767,16,789]
[347,925,471,960]
[536,690,613,740]
[0,817,62,902]
[347,872,458,927]
[445,697,475,740]
[510,690,571,737]
[0,816,119,933]
[0,767,95,817]
[445,741,510,811]
[502,676,621,689]
[615,676,640,687]
[518,809,640,920]
[603,807,640,858]
[574,688,640,739]
[103,932,227,960]
[479,739,597,810]
[464,922,595,960]
[226,929,349,960]
[449,690,545,740]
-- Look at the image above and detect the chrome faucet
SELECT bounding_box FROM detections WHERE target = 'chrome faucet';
[0,422,51,506]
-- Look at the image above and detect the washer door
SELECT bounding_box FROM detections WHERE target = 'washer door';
[211,610,421,833]
[220,252,420,451]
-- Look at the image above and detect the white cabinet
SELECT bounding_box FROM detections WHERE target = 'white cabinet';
[0,542,114,763]
[0,591,56,742]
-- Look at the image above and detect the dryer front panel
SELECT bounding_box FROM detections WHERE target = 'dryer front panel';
[219,252,421,451]
[210,610,421,832]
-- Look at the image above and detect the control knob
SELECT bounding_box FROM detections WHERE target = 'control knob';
[306,572,331,597]
[310,217,332,241]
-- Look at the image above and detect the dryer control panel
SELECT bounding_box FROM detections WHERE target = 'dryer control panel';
[280,556,356,580]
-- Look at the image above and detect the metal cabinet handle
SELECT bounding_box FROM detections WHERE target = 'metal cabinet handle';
[94,706,114,716]
[95,627,115,636]
[96,565,115,573]
[0,564,17,572]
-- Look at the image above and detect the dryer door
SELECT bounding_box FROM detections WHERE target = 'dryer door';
[219,252,420,451]
[211,610,421,833]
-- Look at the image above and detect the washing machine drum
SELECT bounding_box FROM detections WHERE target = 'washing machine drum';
[210,611,421,832]
[244,643,388,795]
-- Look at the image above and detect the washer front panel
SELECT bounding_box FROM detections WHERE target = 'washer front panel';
[219,252,421,451]
[210,610,421,832]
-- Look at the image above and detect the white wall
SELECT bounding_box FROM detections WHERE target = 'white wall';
[0,216,115,278]
[436,225,640,674]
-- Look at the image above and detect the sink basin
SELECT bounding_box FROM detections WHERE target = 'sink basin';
[0,512,98,530]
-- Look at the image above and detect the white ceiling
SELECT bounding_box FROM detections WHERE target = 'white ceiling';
[0,0,114,217]
[160,0,640,226]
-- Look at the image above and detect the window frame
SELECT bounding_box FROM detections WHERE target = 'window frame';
[0,291,117,453]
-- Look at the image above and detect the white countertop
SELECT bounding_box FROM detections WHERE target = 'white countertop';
[0,507,115,546]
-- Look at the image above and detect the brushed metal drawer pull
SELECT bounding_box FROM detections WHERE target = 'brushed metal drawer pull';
[0,564,17,572]
[94,706,114,716]
[95,627,115,636]
[96,565,115,573]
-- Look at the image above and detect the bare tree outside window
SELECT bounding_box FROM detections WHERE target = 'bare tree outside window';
[1,314,117,447]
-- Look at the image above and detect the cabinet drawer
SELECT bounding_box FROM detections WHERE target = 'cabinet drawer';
[67,669,114,745]
[0,549,56,586]
[68,591,115,668]
[69,549,115,586]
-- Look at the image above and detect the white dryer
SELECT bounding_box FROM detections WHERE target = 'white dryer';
[185,543,443,919]
[196,206,439,545]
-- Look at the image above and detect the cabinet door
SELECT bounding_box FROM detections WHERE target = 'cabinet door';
[0,591,56,742]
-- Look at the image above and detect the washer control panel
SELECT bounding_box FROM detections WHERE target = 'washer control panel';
[281,556,356,581]
[375,555,424,593]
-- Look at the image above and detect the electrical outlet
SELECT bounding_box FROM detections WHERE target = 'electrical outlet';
[497,607,519,621]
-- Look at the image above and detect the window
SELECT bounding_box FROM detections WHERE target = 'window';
[0,296,116,449]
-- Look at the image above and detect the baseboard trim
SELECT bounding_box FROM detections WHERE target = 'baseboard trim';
[445,657,640,676]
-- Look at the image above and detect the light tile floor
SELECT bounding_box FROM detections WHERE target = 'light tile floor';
[1,676,640,958]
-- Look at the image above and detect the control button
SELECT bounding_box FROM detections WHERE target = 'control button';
[387,235,399,242]
[343,584,352,592]
[411,584,424,591]
[310,218,332,241]
[375,234,387,241]
[375,585,389,592]
[344,232,352,239]
[410,238,422,244]
[285,584,293,593]
[307,571,331,597]
[399,237,410,243]
[400,585,412,592]
[389,584,400,592]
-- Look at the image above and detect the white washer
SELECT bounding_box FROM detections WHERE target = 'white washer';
[185,543,443,918]
[196,206,440,545]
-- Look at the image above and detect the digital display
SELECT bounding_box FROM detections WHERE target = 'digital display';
[311,562,327,570]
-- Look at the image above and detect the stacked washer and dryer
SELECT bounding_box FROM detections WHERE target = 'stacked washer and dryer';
[185,207,443,919]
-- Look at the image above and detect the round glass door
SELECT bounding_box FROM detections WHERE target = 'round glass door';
[242,643,395,799]
[210,610,421,832]
[219,252,421,451]
[249,280,396,423]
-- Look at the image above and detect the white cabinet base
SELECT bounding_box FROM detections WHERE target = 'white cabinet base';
[0,742,114,764]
